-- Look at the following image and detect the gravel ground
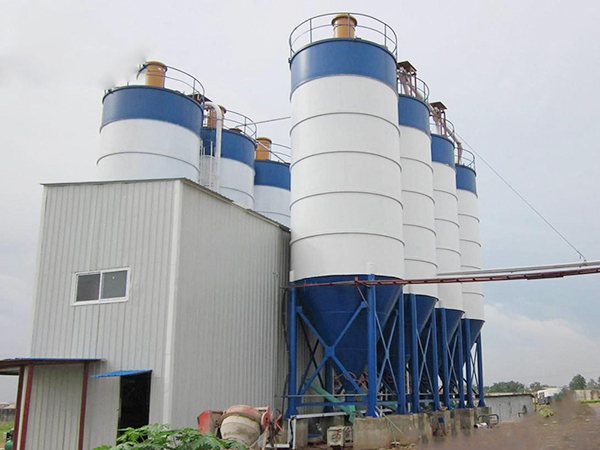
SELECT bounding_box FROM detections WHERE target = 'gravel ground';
[420,400,600,450]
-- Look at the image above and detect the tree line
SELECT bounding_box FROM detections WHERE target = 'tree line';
[485,374,600,394]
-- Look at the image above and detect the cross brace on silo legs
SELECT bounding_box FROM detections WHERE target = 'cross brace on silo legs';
[286,283,299,417]
[408,294,440,413]
[396,293,407,414]
[464,319,474,408]
[464,327,485,408]
[409,294,420,413]
[429,308,441,411]
[366,274,378,416]
[476,333,485,407]
[285,276,403,417]
[456,320,465,408]
[439,309,451,408]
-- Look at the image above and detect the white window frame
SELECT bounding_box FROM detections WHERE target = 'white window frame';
[72,267,130,306]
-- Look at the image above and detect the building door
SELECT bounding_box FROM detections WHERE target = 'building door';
[118,372,151,435]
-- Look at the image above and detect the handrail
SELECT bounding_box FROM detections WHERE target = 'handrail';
[133,63,206,100]
[398,74,430,101]
[456,148,476,170]
[430,118,456,138]
[255,142,291,165]
[289,13,398,58]
[270,142,291,164]
[221,110,257,138]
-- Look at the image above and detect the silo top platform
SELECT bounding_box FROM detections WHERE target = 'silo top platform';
[289,13,397,58]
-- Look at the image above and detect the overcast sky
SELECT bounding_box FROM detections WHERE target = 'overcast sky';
[1,0,599,401]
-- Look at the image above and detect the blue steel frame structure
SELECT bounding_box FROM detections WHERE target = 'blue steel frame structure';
[407,294,440,413]
[285,283,485,417]
[285,280,456,417]
[284,262,600,416]
[286,276,406,417]
[462,321,486,408]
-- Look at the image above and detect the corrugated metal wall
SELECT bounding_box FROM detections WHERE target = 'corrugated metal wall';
[26,365,83,450]
[30,180,179,446]
[485,395,534,421]
[28,179,292,445]
[84,371,120,449]
[170,182,290,426]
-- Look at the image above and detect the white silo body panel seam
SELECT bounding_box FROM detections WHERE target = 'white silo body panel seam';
[99,119,200,182]
[433,160,463,311]
[399,125,437,297]
[219,158,255,209]
[254,185,291,227]
[290,75,403,281]
[457,182,484,320]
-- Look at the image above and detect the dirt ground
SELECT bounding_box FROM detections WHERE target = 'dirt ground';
[420,400,600,450]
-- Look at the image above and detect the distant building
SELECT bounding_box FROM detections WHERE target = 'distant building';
[485,393,535,421]
[536,387,562,404]
[573,390,600,401]
[0,403,16,422]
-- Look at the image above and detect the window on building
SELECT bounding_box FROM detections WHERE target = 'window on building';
[74,269,129,303]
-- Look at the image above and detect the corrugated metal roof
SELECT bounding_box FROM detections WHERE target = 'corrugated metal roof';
[0,358,103,375]
[40,178,290,230]
[485,393,535,398]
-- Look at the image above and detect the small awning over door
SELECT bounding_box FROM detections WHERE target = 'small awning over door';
[92,369,152,378]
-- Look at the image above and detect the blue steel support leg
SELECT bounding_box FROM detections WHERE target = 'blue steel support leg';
[464,320,474,408]
[476,333,485,407]
[440,310,451,409]
[410,294,420,413]
[366,274,378,417]
[430,308,441,411]
[457,320,465,409]
[324,360,334,412]
[397,292,406,414]
[286,285,298,417]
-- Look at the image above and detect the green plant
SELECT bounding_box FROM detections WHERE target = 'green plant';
[581,399,600,404]
[0,422,14,446]
[538,405,554,418]
[93,424,248,450]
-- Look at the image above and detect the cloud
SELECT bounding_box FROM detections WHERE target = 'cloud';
[483,303,600,386]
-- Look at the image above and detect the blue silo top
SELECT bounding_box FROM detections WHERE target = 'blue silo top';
[431,134,456,168]
[398,94,430,134]
[290,39,397,94]
[456,164,477,195]
[254,160,291,190]
[201,128,256,168]
[101,85,204,136]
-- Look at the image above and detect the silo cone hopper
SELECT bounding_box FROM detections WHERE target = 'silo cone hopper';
[295,275,402,393]
[424,308,464,377]
[382,295,437,392]
[449,318,485,394]
[420,308,465,397]
[456,319,484,364]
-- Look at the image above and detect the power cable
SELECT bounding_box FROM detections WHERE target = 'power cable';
[455,132,587,262]
[253,116,291,125]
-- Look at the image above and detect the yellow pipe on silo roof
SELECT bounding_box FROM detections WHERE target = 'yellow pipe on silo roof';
[332,14,357,39]
[145,61,167,87]
[255,137,272,160]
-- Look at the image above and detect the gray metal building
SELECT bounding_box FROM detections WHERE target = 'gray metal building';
[17,178,290,449]
[484,393,535,422]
